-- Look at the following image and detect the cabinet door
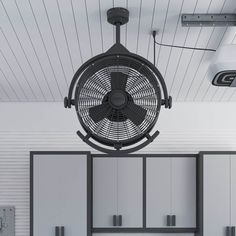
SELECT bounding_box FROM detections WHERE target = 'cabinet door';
[172,158,196,228]
[147,158,171,227]
[147,157,196,228]
[93,158,117,228]
[93,157,143,228]
[33,154,87,236]
[117,158,143,227]
[203,155,230,236]
[231,155,236,227]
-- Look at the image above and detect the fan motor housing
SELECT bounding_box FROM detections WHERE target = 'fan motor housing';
[108,90,128,109]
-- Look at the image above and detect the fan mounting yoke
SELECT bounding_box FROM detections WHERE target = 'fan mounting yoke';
[107,7,129,26]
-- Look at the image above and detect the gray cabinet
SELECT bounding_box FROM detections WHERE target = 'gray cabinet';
[32,153,89,236]
[203,154,236,236]
[146,157,196,228]
[93,157,143,228]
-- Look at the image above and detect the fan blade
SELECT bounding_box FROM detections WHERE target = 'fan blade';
[89,103,111,123]
[111,72,128,91]
[122,102,147,126]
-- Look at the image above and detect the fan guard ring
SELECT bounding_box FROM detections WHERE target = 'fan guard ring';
[74,54,162,148]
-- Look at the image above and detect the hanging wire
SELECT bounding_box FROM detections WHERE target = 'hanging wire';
[152,31,156,66]
[152,30,216,55]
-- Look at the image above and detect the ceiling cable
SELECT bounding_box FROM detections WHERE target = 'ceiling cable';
[153,31,156,66]
[152,30,216,53]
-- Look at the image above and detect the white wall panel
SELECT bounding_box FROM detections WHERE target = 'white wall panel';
[1,102,236,235]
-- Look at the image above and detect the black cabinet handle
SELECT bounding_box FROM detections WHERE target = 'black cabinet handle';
[55,227,59,236]
[172,215,176,226]
[118,215,122,226]
[113,215,117,226]
[55,226,65,236]
[226,226,231,236]
[167,215,171,226]
[61,226,64,236]
[0,217,2,231]
[232,226,235,236]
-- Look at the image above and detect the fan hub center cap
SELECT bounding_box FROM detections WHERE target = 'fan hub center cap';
[109,90,127,109]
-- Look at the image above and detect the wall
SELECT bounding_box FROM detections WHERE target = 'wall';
[1,102,236,236]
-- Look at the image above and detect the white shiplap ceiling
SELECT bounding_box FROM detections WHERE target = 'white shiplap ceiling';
[0,0,236,102]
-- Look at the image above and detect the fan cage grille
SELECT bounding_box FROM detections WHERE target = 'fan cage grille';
[75,56,161,146]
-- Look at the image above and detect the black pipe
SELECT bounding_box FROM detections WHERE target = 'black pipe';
[152,31,157,66]
[116,23,121,44]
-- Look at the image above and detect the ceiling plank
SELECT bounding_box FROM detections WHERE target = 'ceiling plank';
[0,0,235,102]
[0,0,48,101]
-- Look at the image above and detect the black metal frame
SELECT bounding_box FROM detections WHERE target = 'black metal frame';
[92,153,199,235]
[197,151,236,236]
[30,151,92,236]
[77,130,160,154]
[75,53,162,148]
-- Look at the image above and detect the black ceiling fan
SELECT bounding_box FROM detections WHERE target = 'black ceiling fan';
[64,7,172,154]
